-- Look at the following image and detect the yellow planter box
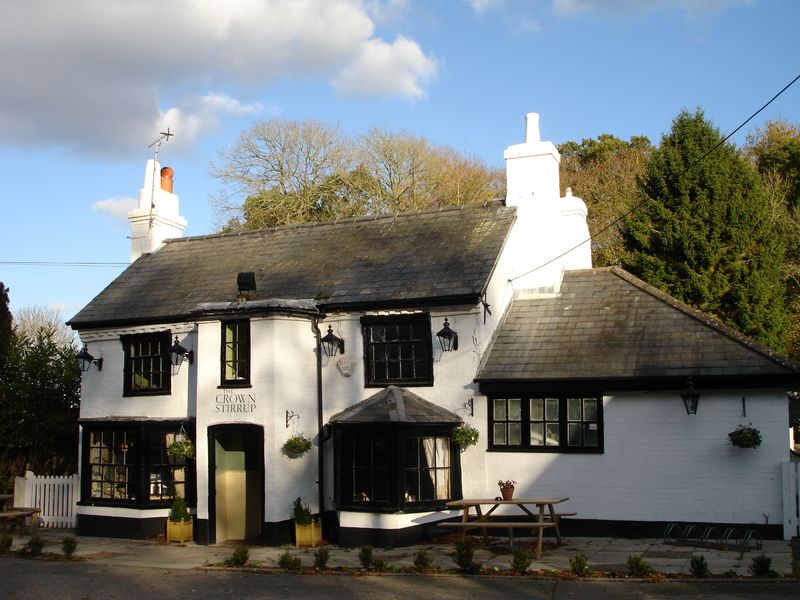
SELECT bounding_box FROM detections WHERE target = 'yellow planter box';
[166,517,193,543]
[295,519,322,548]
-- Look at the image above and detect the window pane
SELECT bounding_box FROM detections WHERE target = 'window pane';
[508,423,522,445]
[493,399,507,421]
[508,398,522,421]
[545,398,559,419]
[583,398,598,421]
[493,423,507,445]
[405,470,419,502]
[584,423,599,447]
[530,423,544,445]
[568,422,582,446]
[530,398,543,421]
[567,398,581,421]
[405,437,419,468]
[545,423,560,446]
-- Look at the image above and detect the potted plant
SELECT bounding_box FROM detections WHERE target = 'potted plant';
[498,479,517,501]
[282,434,312,458]
[293,496,321,548]
[166,495,193,543]
[167,438,195,459]
[452,423,479,450]
[728,424,762,449]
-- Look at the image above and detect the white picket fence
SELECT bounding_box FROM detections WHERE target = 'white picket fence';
[13,471,79,529]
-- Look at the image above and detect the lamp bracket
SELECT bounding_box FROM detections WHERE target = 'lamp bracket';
[464,398,474,417]
[286,410,299,429]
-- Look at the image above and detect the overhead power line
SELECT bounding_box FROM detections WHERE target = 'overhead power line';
[509,72,800,283]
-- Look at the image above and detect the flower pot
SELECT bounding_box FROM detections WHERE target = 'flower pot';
[294,519,322,548]
[166,517,193,543]
[500,487,514,501]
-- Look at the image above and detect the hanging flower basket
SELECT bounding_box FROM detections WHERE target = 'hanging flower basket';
[282,434,312,458]
[452,423,480,450]
[728,424,762,449]
[167,439,195,459]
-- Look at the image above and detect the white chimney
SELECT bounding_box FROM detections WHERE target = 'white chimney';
[503,113,591,292]
[127,160,187,262]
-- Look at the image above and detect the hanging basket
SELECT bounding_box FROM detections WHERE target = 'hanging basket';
[728,424,762,449]
[167,426,195,459]
[282,434,312,458]
[452,423,479,450]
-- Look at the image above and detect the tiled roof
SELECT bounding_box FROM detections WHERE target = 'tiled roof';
[69,202,515,327]
[477,267,799,383]
[329,386,462,424]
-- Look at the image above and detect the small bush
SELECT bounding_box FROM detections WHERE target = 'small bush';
[358,545,374,569]
[26,535,45,557]
[626,554,652,577]
[413,548,434,571]
[569,553,591,576]
[313,546,329,570]
[277,549,302,571]
[0,534,12,553]
[372,558,394,573]
[453,539,476,572]
[226,545,249,567]
[748,553,777,578]
[62,536,78,558]
[511,547,532,575]
[689,554,710,578]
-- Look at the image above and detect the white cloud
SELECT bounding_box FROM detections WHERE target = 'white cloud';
[91,197,138,222]
[333,36,438,99]
[0,0,438,156]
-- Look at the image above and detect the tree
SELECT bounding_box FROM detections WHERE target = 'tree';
[13,305,77,348]
[745,119,800,208]
[559,134,652,267]
[0,283,11,371]
[0,301,80,476]
[212,119,505,230]
[624,109,788,351]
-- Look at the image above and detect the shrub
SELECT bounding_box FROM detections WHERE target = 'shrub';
[169,495,191,522]
[313,546,329,570]
[413,548,434,571]
[62,536,78,558]
[292,497,313,525]
[569,553,591,576]
[453,539,477,572]
[748,553,777,577]
[226,546,249,567]
[358,545,374,569]
[277,549,302,571]
[689,554,710,578]
[511,547,532,575]
[626,554,652,577]
[372,558,393,573]
[0,534,12,553]
[26,535,44,557]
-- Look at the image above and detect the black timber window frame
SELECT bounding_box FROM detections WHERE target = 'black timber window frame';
[488,396,603,453]
[361,314,433,387]
[220,319,250,387]
[334,424,462,512]
[79,421,196,508]
[121,332,171,396]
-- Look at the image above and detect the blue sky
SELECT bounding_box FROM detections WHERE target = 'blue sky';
[1,0,798,321]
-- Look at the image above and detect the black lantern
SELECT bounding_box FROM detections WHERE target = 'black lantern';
[436,318,458,352]
[320,325,345,357]
[76,345,103,372]
[681,377,700,415]
[169,336,194,367]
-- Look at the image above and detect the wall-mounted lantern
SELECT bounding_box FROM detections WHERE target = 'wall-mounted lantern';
[76,345,103,372]
[436,318,458,352]
[169,336,194,370]
[681,377,700,415]
[320,325,345,357]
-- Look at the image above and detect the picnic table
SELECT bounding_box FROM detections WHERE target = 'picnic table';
[0,494,41,535]
[438,497,574,559]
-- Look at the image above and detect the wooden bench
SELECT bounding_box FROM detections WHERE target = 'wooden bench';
[0,508,41,535]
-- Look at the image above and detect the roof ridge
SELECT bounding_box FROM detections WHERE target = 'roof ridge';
[165,200,510,245]
[600,266,800,371]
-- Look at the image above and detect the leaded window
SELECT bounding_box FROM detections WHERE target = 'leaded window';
[361,314,433,386]
[122,332,171,396]
[489,396,603,453]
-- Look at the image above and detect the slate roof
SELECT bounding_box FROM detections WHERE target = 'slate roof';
[329,386,462,424]
[69,202,515,328]
[476,267,800,389]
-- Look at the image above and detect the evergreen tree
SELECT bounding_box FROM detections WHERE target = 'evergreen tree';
[624,110,788,351]
[0,283,11,370]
